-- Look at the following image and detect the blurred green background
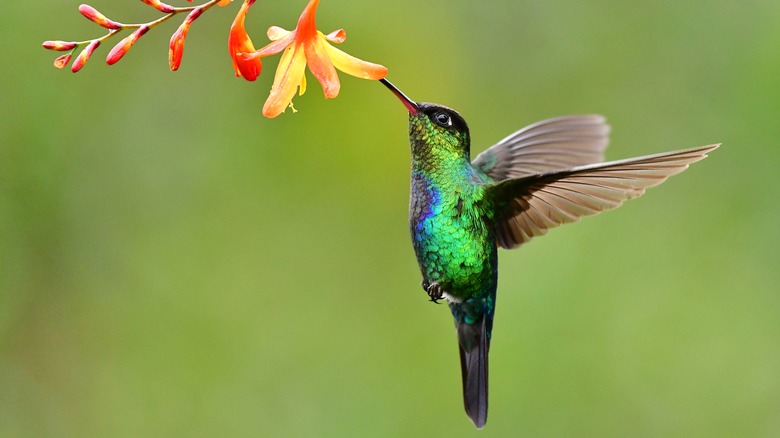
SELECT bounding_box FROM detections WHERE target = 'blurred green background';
[2,0,779,436]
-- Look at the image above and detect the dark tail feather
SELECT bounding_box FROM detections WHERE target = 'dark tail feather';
[456,314,488,429]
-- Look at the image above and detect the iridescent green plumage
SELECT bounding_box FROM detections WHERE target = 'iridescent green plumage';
[406,103,495,428]
[381,78,718,429]
[409,110,496,305]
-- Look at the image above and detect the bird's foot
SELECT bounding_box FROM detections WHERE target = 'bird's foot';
[422,280,445,304]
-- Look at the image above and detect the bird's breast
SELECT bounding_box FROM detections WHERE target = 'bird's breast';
[409,174,496,300]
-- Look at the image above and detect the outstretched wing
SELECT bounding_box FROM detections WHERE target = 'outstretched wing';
[472,115,610,181]
[488,144,719,249]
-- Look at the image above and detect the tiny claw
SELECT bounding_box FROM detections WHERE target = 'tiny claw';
[424,281,445,303]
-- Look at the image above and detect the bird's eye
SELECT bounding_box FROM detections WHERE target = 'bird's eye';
[434,112,452,127]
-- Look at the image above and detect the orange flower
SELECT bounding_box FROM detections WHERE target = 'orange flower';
[231,0,388,118]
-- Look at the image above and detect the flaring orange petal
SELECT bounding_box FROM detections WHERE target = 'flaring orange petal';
[324,29,346,44]
[263,44,307,118]
[267,26,291,41]
[305,38,340,98]
[255,32,296,57]
[323,43,388,80]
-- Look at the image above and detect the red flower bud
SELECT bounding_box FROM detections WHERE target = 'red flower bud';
[71,40,100,73]
[139,0,175,13]
[42,40,78,51]
[78,4,122,29]
[54,53,73,69]
[168,7,205,71]
[106,26,149,65]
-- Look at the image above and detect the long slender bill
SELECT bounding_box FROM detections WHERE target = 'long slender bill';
[380,78,419,114]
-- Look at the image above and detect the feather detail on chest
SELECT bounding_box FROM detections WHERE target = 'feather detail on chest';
[408,168,496,301]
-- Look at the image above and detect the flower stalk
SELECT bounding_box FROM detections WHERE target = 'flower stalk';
[43,0,228,72]
[43,0,388,118]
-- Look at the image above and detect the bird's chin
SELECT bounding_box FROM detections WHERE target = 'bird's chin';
[442,292,462,304]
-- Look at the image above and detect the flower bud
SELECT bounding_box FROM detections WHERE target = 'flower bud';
[54,53,73,69]
[106,26,149,65]
[78,4,122,29]
[42,40,78,51]
[139,0,175,13]
[71,40,101,73]
[168,7,205,71]
[168,27,187,71]
[228,0,260,81]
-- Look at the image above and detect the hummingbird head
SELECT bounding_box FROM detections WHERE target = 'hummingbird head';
[380,78,471,159]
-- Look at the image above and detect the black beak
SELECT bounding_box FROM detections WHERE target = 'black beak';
[380,78,419,115]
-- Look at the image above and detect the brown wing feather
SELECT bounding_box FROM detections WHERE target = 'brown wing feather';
[472,115,611,181]
[489,144,719,249]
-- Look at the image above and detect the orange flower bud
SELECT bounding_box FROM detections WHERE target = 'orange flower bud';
[106,26,149,65]
[54,53,73,69]
[168,7,204,71]
[139,0,175,13]
[71,40,100,73]
[42,40,77,51]
[169,27,187,71]
[78,4,122,29]
[228,0,261,81]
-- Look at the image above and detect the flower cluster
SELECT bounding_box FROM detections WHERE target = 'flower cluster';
[42,1,231,73]
[42,0,388,118]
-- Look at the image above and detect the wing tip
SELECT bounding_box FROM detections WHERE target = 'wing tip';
[702,143,721,155]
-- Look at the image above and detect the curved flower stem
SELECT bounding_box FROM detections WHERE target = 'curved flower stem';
[75,0,223,46]
[47,0,227,70]
[44,0,389,115]
[70,29,121,47]
[122,0,224,31]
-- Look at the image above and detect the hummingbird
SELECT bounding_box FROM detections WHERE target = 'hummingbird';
[379,78,718,428]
